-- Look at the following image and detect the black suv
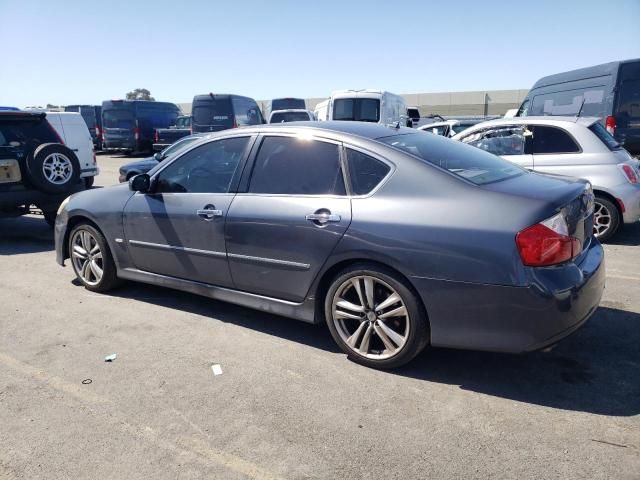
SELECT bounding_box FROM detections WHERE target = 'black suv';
[0,111,86,226]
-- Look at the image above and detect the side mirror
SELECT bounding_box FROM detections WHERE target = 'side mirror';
[129,173,151,193]
[153,152,163,161]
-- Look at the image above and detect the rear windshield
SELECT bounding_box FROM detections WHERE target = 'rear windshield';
[270,111,310,123]
[589,122,621,150]
[272,98,305,111]
[0,119,59,147]
[378,133,525,185]
[231,97,264,126]
[333,98,380,122]
[192,99,234,128]
[407,108,420,118]
[103,109,134,128]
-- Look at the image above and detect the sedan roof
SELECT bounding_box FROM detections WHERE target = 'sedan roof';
[249,121,415,140]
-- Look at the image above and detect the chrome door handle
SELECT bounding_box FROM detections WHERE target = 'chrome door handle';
[305,213,341,224]
[197,208,223,220]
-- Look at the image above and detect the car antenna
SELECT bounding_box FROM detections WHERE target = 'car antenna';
[575,97,586,119]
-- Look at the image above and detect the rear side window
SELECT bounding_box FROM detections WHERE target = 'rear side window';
[589,122,621,150]
[232,97,264,126]
[460,125,527,156]
[531,126,580,154]
[346,149,390,195]
[0,120,59,147]
[380,132,525,185]
[249,136,346,195]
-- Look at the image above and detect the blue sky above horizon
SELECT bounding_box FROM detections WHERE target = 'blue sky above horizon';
[1,0,639,107]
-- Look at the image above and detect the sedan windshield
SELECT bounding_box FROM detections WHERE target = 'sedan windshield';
[378,133,525,185]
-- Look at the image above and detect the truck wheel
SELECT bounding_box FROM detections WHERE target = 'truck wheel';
[26,143,80,194]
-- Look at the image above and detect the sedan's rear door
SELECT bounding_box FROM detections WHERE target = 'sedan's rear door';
[225,134,352,302]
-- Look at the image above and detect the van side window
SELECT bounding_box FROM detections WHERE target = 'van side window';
[531,126,580,154]
[460,126,527,156]
[531,88,606,118]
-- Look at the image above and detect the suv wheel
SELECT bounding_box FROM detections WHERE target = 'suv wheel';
[69,223,120,292]
[325,264,429,369]
[26,143,80,194]
[593,196,620,242]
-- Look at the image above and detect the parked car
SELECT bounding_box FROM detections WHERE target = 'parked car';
[418,118,484,137]
[191,94,264,133]
[55,122,604,369]
[118,133,206,182]
[453,116,640,241]
[329,89,412,126]
[313,99,329,121]
[268,109,315,123]
[264,98,306,119]
[64,105,102,150]
[0,106,20,111]
[153,115,192,151]
[45,112,98,189]
[517,58,640,157]
[101,100,180,154]
[0,111,87,226]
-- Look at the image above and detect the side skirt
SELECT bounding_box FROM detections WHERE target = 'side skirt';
[118,268,318,324]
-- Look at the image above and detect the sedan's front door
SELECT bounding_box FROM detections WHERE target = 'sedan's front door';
[123,136,252,286]
[225,135,352,302]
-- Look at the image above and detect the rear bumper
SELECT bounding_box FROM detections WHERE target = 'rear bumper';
[616,184,640,224]
[411,239,605,353]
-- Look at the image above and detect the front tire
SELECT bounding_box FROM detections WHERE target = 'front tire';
[324,263,429,369]
[68,223,120,292]
[593,196,620,242]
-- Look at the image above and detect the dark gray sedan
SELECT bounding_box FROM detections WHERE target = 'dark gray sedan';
[54,122,605,368]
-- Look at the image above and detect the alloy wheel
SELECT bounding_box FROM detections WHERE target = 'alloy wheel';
[331,275,410,360]
[593,201,612,238]
[71,230,103,286]
[42,153,73,185]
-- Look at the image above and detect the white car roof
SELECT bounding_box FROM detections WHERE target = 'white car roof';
[464,116,600,129]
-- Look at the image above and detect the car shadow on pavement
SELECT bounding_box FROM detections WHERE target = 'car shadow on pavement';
[105,282,639,416]
[608,222,640,246]
[0,215,54,255]
[397,305,640,417]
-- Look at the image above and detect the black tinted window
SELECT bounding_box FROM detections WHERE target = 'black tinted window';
[249,136,346,195]
[333,99,380,122]
[346,149,390,195]
[155,137,249,193]
[616,79,640,123]
[380,133,525,185]
[192,99,234,128]
[231,97,263,126]
[272,99,305,110]
[0,119,59,147]
[532,126,580,154]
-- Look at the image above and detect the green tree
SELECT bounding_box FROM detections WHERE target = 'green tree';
[125,88,155,101]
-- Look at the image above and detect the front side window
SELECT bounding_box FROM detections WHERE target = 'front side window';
[460,125,527,156]
[155,137,249,194]
[333,98,380,122]
[346,149,390,195]
[379,132,525,185]
[249,136,345,195]
[231,97,264,126]
[531,126,580,154]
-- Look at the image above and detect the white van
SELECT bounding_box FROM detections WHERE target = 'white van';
[45,112,98,187]
[328,89,409,125]
[313,99,329,121]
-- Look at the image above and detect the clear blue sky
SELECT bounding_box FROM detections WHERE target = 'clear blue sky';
[1,0,639,107]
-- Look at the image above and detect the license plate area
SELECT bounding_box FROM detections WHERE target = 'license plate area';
[0,159,21,184]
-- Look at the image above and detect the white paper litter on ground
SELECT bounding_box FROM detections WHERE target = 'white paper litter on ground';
[211,364,223,376]
[104,353,117,362]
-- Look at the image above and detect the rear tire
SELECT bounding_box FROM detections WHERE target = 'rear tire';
[26,143,80,194]
[593,196,620,242]
[68,223,120,292]
[324,263,429,369]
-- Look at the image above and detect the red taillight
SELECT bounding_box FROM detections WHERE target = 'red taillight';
[95,126,101,138]
[154,130,159,143]
[232,118,238,128]
[619,164,638,184]
[516,213,581,267]
[133,127,140,140]
[605,115,616,136]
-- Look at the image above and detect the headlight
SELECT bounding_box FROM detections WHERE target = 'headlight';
[57,195,71,215]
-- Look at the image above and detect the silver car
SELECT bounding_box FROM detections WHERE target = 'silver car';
[453,116,640,241]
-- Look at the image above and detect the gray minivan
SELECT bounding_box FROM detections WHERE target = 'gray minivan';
[517,59,640,157]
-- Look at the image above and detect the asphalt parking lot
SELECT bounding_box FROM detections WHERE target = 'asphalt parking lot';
[1,153,639,480]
